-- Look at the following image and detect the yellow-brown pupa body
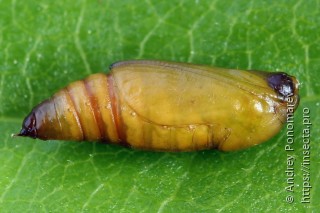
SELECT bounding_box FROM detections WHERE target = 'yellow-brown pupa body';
[18,60,299,151]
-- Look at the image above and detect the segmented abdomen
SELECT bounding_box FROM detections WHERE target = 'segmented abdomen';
[35,73,119,143]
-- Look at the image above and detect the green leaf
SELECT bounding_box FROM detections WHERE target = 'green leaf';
[1,0,319,212]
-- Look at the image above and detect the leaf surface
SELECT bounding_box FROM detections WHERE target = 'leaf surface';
[0,0,319,212]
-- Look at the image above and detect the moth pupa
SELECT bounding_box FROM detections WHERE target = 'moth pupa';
[18,60,300,151]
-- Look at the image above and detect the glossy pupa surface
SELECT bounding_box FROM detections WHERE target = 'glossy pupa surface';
[18,60,300,151]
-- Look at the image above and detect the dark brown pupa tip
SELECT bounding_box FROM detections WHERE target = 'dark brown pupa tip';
[17,112,38,139]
